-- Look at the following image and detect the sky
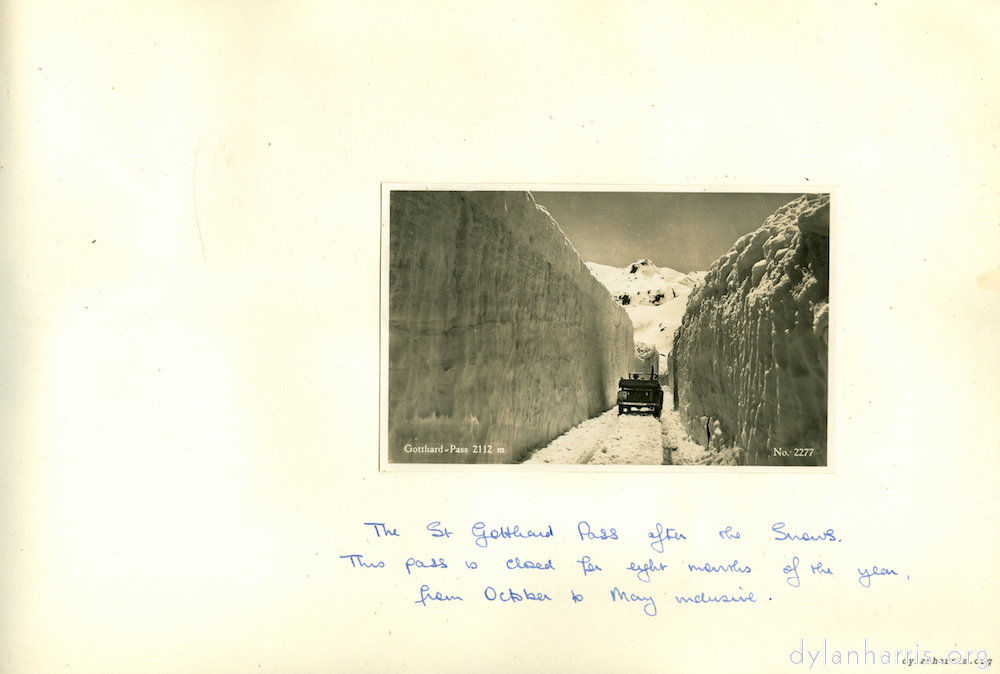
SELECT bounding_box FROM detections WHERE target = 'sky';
[531,191,807,273]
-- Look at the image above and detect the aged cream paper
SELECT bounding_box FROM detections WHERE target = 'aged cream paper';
[2,1,997,672]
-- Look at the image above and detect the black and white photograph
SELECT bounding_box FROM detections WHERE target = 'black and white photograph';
[383,187,832,468]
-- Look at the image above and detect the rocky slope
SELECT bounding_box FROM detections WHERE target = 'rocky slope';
[672,194,830,465]
[388,191,634,463]
[587,260,704,379]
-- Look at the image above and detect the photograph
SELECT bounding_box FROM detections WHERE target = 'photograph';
[383,187,832,468]
[8,1,995,671]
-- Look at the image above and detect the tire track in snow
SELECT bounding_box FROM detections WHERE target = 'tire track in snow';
[521,408,664,465]
[520,400,738,466]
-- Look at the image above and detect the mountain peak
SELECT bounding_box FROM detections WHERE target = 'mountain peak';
[586,259,707,370]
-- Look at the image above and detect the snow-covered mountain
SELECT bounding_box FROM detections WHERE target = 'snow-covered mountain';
[586,259,706,372]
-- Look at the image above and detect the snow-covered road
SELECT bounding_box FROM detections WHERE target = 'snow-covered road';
[521,389,738,466]
[520,407,665,465]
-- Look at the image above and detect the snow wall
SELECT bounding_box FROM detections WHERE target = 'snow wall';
[672,194,830,465]
[389,191,635,464]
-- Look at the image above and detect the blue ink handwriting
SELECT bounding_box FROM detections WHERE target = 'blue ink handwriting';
[577,521,618,541]
[719,526,741,540]
[404,557,447,574]
[784,556,801,587]
[648,523,686,553]
[858,565,898,588]
[577,556,602,576]
[415,585,462,606]
[610,587,657,616]
[687,559,751,574]
[627,559,669,583]
[472,522,554,549]
[340,554,384,569]
[506,557,555,571]
[771,522,837,542]
[811,561,834,576]
[675,588,756,604]
[484,587,552,602]
[426,522,453,538]
[364,523,399,537]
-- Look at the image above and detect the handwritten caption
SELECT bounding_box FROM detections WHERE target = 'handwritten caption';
[340,520,906,617]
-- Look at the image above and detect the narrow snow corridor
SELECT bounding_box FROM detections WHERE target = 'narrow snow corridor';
[521,389,739,466]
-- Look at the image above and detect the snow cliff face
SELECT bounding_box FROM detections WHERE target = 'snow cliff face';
[672,194,830,465]
[389,191,634,463]
[587,260,704,377]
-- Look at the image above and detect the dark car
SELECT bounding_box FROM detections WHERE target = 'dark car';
[617,368,664,418]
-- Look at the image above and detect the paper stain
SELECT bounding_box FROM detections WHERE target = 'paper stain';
[976,266,999,292]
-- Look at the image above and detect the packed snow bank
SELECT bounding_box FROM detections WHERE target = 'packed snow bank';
[661,403,737,466]
[672,194,830,466]
[389,191,634,463]
[587,260,704,378]
[633,341,660,376]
